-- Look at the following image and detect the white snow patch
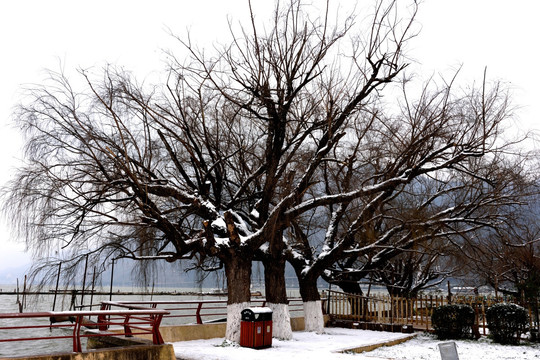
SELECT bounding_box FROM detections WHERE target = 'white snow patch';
[291,249,305,261]
[171,329,540,360]
[201,199,217,213]
[367,333,540,360]
[303,300,324,333]
[214,236,230,247]
[259,243,269,253]
[266,302,292,340]
[172,328,411,360]
[225,302,250,342]
[243,306,273,314]
[211,217,226,232]
[228,209,249,235]
[300,265,312,277]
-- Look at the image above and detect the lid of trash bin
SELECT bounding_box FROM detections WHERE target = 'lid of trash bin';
[241,307,272,321]
[244,307,272,314]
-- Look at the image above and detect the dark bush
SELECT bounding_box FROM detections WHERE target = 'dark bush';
[431,304,475,340]
[486,303,529,345]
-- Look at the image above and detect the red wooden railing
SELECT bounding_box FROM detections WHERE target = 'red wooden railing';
[0,298,307,356]
[0,308,169,352]
[100,298,305,325]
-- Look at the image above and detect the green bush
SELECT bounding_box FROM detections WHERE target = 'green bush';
[431,304,475,340]
[486,303,529,345]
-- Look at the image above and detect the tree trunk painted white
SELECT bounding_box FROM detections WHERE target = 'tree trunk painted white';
[303,300,324,333]
[266,302,292,340]
[225,302,250,342]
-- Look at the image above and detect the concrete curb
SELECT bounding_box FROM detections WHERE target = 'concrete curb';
[0,344,176,360]
[337,333,417,354]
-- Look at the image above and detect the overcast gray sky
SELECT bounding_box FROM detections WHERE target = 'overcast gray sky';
[1,0,539,274]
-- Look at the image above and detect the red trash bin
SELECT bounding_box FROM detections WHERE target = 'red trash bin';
[239,307,272,349]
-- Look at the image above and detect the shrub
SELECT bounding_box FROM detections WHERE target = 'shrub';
[431,304,475,340]
[486,303,529,345]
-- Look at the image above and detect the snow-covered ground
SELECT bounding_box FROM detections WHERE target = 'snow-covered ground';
[367,333,540,360]
[172,328,540,360]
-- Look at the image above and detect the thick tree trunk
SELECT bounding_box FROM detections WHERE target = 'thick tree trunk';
[224,253,252,342]
[263,255,292,340]
[298,275,324,333]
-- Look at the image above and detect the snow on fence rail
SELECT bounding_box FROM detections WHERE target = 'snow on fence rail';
[0,308,169,352]
[99,298,305,325]
[325,290,539,334]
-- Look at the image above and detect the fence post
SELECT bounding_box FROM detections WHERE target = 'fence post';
[152,313,165,345]
[424,295,429,332]
[378,295,383,324]
[481,299,486,335]
[369,296,373,323]
[123,314,133,337]
[409,297,413,325]
[389,295,394,325]
[326,291,331,315]
[98,303,110,331]
[72,315,83,352]
[351,295,358,320]
[339,292,343,318]
[196,302,203,324]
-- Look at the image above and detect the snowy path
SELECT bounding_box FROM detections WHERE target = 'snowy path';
[172,328,540,360]
[172,328,413,360]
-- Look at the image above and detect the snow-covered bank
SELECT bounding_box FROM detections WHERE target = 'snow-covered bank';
[172,328,540,360]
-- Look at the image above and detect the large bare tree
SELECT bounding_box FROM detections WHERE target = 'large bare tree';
[4,0,422,341]
[161,0,420,338]
[5,0,531,340]
[285,73,529,331]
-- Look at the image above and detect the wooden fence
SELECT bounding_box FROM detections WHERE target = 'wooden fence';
[325,290,539,334]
